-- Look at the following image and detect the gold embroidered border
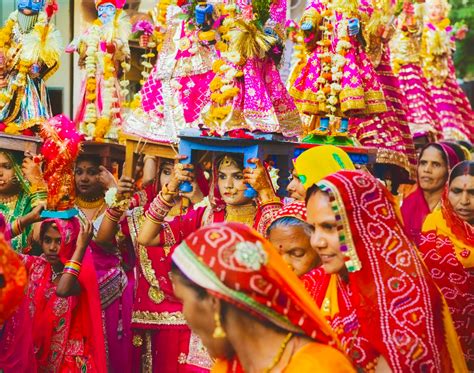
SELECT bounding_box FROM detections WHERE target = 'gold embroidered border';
[132,311,187,325]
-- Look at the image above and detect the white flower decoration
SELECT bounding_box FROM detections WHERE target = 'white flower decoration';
[234,241,268,271]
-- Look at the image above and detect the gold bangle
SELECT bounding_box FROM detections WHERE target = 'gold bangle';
[158,192,175,208]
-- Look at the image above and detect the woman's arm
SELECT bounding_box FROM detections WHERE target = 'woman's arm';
[95,175,134,246]
[137,157,194,247]
[56,221,93,297]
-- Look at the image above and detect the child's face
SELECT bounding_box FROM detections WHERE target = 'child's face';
[41,226,62,265]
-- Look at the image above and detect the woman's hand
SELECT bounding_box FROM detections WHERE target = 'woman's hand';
[244,158,278,203]
[24,203,45,225]
[77,220,93,252]
[117,175,135,198]
[22,152,44,186]
[243,158,272,192]
[161,155,195,204]
[99,166,117,190]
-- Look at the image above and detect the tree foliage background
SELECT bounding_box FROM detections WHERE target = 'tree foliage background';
[451,0,474,80]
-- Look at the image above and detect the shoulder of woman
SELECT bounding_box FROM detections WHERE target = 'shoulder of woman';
[286,342,356,372]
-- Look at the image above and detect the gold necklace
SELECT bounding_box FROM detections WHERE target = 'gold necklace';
[264,332,293,373]
[78,201,105,224]
[76,196,105,210]
[225,203,257,227]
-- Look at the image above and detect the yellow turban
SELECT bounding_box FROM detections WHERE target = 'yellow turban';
[294,145,355,189]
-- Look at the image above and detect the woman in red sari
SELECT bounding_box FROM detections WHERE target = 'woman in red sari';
[303,170,467,372]
[96,157,210,372]
[420,160,474,369]
[1,216,107,372]
[401,142,460,246]
[135,153,279,372]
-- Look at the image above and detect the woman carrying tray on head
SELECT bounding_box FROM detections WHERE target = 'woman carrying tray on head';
[96,156,210,372]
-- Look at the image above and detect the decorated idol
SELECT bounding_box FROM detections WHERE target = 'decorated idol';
[201,0,302,138]
[421,0,474,142]
[390,0,439,138]
[0,0,61,135]
[350,0,417,181]
[123,0,217,143]
[68,0,131,141]
[290,0,387,137]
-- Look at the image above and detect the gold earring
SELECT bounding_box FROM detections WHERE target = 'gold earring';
[213,311,226,339]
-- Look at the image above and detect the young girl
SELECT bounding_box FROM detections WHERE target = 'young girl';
[0,215,107,372]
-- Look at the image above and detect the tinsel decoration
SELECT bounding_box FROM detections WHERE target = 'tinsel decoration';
[40,115,83,211]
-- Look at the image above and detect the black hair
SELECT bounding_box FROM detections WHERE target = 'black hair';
[449,160,474,186]
[39,221,59,242]
[305,184,320,205]
[457,140,472,151]
[418,143,448,166]
[76,154,102,168]
[216,153,244,170]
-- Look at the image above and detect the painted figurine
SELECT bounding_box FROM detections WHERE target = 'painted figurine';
[421,0,474,142]
[350,0,417,181]
[123,0,216,143]
[390,0,439,138]
[69,0,131,141]
[290,0,387,137]
[202,0,302,138]
[0,0,61,135]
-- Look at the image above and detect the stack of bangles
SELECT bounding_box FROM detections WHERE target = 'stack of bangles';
[105,207,123,223]
[145,192,174,224]
[11,219,23,237]
[63,260,82,278]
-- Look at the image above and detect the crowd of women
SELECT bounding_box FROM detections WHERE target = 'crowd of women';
[0,137,472,372]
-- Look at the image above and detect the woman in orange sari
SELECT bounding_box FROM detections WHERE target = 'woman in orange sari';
[170,222,355,372]
[303,170,467,372]
[420,160,474,370]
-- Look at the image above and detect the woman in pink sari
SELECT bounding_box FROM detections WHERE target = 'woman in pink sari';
[1,216,107,372]
[401,142,460,245]
[74,154,134,373]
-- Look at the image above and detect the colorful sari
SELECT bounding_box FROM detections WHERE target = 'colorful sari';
[401,143,460,246]
[420,191,474,370]
[302,170,467,372]
[0,150,37,252]
[121,166,212,372]
[0,214,32,372]
[172,222,355,372]
[79,208,135,373]
[1,218,107,372]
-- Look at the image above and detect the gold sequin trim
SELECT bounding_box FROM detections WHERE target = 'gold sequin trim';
[132,311,187,325]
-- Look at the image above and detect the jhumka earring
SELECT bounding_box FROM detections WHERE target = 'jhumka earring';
[213,311,226,339]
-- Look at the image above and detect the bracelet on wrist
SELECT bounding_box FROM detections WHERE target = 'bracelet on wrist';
[105,208,122,223]
[63,260,82,278]
[157,191,175,208]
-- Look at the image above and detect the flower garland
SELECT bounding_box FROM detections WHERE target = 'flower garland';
[81,12,130,141]
[207,7,244,122]
[314,0,350,120]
